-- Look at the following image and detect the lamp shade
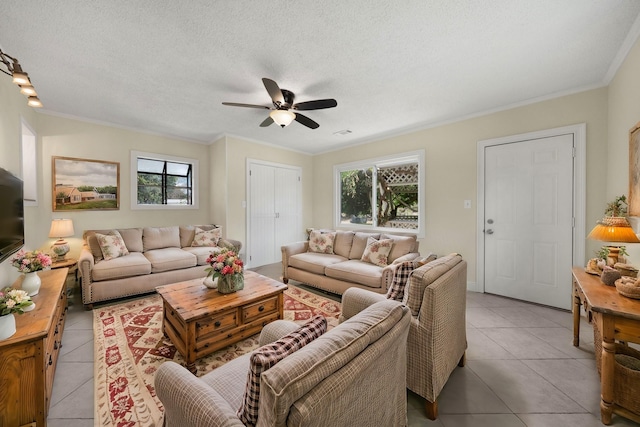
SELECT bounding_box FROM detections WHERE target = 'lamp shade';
[269,110,296,127]
[587,217,640,243]
[49,219,74,238]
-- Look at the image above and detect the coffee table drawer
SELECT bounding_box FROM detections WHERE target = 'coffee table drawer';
[197,310,238,337]
[242,296,278,323]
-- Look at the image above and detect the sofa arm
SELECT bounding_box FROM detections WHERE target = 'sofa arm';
[78,246,94,306]
[281,241,309,282]
[155,361,245,427]
[338,287,386,323]
[380,252,421,291]
[223,238,242,253]
[258,319,301,346]
[417,260,467,332]
[392,252,421,264]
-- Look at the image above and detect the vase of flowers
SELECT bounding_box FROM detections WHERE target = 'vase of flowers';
[205,248,244,294]
[10,250,52,296]
[0,287,34,340]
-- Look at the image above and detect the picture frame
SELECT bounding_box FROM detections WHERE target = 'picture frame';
[52,156,120,211]
[629,122,640,216]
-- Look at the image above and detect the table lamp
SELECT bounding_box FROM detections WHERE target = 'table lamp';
[49,219,74,261]
[587,216,640,265]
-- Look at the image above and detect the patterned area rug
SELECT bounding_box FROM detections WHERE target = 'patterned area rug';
[93,285,341,427]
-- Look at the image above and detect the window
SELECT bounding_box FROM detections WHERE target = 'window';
[21,119,37,206]
[131,151,198,209]
[334,151,424,235]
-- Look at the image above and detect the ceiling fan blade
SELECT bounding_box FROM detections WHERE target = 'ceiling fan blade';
[294,113,319,129]
[222,102,271,109]
[262,78,284,105]
[292,99,337,111]
[260,116,274,127]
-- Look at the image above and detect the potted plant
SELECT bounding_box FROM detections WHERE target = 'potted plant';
[0,287,33,340]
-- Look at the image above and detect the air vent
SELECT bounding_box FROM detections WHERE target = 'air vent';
[333,129,352,136]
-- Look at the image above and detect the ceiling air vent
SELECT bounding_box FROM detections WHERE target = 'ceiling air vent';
[333,129,352,136]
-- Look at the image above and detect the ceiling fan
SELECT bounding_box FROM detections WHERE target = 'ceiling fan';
[222,78,337,129]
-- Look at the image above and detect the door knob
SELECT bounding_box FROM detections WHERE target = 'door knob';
[487,219,494,224]
[486,229,494,234]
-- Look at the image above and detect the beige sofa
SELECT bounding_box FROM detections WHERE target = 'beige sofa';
[78,225,241,309]
[155,299,411,427]
[281,230,420,295]
[339,254,467,420]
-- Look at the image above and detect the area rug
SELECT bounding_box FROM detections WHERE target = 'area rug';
[93,285,341,427]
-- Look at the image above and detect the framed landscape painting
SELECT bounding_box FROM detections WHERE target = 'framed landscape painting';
[52,156,120,211]
[629,122,640,216]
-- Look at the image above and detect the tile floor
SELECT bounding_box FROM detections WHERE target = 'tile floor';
[47,265,640,426]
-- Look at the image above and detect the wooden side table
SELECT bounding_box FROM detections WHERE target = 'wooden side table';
[572,267,640,425]
[51,258,78,282]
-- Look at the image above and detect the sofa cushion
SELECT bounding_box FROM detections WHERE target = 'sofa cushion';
[143,247,197,273]
[289,252,347,275]
[382,233,417,262]
[143,226,181,251]
[325,259,383,289]
[91,252,151,282]
[259,300,406,426]
[361,237,394,267]
[308,230,336,254]
[403,253,463,316]
[191,227,222,247]
[237,315,327,427]
[117,228,144,253]
[333,231,355,258]
[182,246,223,265]
[348,232,381,259]
[95,231,129,261]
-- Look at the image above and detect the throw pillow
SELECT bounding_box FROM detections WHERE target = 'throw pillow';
[361,237,394,267]
[237,315,328,427]
[191,227,222,247]
[308,230,336,254]
[95,231,129,261]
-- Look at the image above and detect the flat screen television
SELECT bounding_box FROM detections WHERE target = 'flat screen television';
[0,167,25,263]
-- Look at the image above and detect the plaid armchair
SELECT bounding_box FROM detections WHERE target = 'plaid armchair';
[339,254,467,420]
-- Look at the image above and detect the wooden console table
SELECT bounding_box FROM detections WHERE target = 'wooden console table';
[0,268,68,427]
[572,267,640,425]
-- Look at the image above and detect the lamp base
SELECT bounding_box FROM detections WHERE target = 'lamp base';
[51,239,70,262]
[606,246,621,267]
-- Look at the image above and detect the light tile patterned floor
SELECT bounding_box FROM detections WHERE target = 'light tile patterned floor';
[47,265,640,426]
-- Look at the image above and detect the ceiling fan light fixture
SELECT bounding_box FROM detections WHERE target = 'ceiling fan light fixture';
[270,109,295,127]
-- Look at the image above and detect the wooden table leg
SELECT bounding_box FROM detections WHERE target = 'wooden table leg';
[600,315,615,425]
[572,280,580,346]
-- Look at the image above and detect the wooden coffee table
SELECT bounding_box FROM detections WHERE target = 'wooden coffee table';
[156,270,287,374]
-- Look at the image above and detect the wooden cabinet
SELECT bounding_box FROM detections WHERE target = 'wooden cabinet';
[0,268,68,427]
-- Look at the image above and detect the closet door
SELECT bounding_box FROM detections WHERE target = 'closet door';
[248,161,302,267]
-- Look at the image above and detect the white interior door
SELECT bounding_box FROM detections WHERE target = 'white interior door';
[248,161,302,268]
[483,134,574,309]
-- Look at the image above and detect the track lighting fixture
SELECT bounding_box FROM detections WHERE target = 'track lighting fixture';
[0,49,42,108]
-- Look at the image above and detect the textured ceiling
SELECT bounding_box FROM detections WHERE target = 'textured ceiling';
[1,1,640,154]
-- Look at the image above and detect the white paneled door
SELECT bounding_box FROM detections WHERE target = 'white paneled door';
[483,134,574,309]
[248,161,302,268]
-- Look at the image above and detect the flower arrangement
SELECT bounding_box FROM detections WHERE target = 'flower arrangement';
[205,248,244,280]
[0,287,33,316]
[10,250,52,273]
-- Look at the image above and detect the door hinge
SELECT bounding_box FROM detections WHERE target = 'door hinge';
[572,147,576,158]
[249,170,252,176]
[572,217,575,228]
[298,176,301,182]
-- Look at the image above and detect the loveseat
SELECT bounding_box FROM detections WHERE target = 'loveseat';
[281,229,421,295]
[339,253,468,420]
[155,298,411,427]
[78,225,241,309]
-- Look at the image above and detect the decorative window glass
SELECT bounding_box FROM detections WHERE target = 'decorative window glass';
[334,151,424,234]
[131,151,198,209]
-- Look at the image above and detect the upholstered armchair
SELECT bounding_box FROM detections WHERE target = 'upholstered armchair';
[156,299,411,427]
[340,254,467,420]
